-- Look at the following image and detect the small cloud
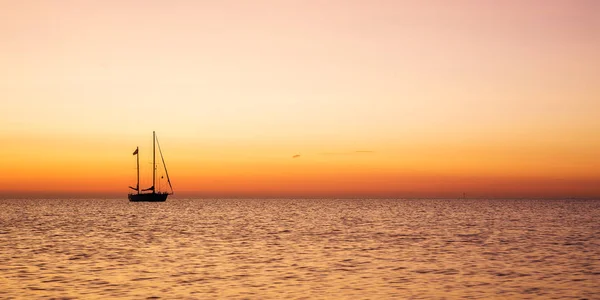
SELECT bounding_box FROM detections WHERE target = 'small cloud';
[355,150,374,153]
[292,154,301,158]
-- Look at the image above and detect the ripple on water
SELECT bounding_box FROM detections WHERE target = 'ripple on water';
[0,198,598,299]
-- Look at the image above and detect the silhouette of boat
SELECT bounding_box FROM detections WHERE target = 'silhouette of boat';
[128,131,173,202]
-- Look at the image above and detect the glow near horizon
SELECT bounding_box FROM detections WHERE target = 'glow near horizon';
[1,1,599,197]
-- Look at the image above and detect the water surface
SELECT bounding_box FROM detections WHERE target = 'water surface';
[1,198,598,299]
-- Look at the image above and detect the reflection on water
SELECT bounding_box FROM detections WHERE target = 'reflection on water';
[0,198,598,299]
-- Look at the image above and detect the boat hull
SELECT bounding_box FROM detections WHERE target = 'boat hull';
[128,192,169,202]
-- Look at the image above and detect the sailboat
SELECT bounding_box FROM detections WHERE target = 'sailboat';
[128,131,173,202]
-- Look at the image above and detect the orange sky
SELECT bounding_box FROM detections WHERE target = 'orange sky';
[1,1,599,198]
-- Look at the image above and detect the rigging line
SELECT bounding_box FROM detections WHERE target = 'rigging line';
[155,133,174,194]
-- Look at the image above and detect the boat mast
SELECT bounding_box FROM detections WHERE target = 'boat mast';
[152,131,156,194]
[136,146,140,194]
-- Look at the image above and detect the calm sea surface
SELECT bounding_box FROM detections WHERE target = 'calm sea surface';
[0,198,598,299]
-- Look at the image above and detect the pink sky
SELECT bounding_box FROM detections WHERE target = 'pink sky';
[1,1,599,197]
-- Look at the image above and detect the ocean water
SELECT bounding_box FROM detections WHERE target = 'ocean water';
[0,198,598,299]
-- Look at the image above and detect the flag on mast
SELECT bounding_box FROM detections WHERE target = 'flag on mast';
[133,147,138,155]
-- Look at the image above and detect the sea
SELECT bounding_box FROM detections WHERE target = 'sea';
[0,198,598,299]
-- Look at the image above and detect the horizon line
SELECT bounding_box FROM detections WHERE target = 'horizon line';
[1,190,598,200]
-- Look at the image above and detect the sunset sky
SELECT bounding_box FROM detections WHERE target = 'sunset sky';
[1,1,599,198]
